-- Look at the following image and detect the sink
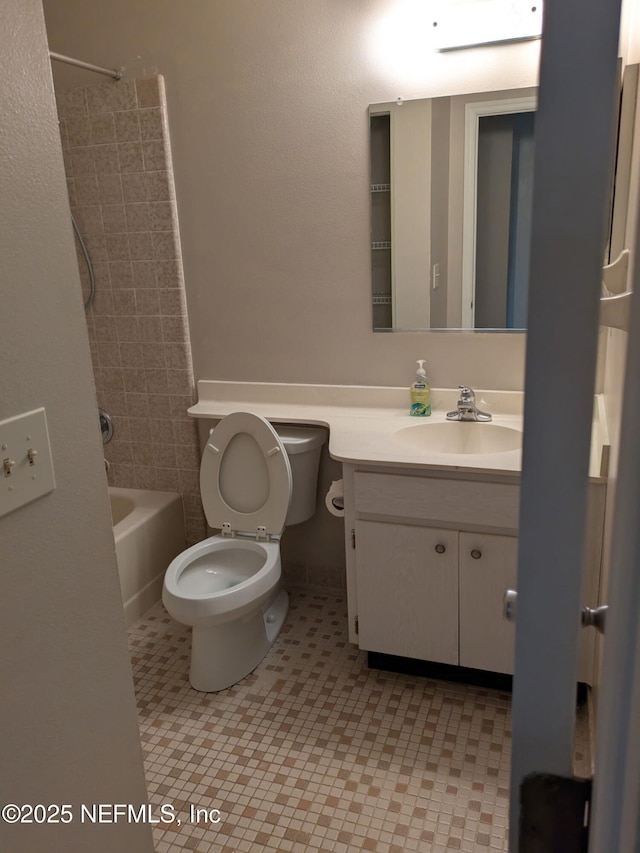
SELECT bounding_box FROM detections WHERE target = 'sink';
[394,421,522,455]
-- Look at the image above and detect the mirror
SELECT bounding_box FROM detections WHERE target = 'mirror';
[370,87,538,331]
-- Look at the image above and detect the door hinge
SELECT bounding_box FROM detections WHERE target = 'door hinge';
[351,528,356,549]
[520,772,592,852]
[355,615,359,635]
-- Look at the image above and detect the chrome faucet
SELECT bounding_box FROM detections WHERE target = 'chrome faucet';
[446,386,492,422]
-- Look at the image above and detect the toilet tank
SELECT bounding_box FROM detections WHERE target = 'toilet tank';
[274,425,327,526]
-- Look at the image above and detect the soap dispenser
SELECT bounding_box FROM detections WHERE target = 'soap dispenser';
[410,360,431,416]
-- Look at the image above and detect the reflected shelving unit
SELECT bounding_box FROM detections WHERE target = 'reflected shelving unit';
[370,113,392,329]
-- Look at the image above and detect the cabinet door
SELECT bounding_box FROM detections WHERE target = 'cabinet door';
[459,532,518,674]
[355,521,458,664]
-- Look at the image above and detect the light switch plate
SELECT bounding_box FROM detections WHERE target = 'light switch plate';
[0,408,56,518]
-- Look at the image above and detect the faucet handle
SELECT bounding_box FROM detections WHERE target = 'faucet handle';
[458,385,475,403]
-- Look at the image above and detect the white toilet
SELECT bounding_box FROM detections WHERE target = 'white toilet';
[162,411,326,692]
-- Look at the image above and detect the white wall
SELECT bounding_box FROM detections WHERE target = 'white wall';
[0,3,152,851]
[42,0,542,391]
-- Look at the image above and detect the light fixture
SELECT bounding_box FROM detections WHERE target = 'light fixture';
[432,0,543,51]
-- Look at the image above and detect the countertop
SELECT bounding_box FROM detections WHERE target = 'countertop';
[188,381,609,481]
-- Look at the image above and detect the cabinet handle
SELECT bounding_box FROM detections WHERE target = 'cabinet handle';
[470,549,482,560]
[435,543,446,554]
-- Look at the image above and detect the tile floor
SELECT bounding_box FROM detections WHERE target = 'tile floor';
[128,591,591,852]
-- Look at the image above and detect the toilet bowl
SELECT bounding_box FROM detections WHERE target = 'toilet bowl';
[162,411,325,692]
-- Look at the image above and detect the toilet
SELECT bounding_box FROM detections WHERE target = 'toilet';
[162,411,326,692]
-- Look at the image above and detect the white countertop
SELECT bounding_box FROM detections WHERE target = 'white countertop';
[189,381,609,481]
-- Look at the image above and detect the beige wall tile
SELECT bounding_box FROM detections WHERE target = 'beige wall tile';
[106,232,131,261]
[114,110,141,142]
[125,202,151,231]
[164,342,190,369]
[152,231,178,260]
[70,146,95,175]
[58,75,204,545]
[102,203,127,233]
[140,342,167,366]
[133,465,157,489]
[97,173,123,204]
[135,77,162,108]
[93,315,118,342]
[142,140,167,171]
[143,368,169,394]
[74,175,100,204]
[155,259,183,287]
[161,315,188,342]
[121,171,148,202]
[136,289,161,316]
[66,115,92,146]
[149,201,174,231]
[128,232,154,260]
[126,393,150,418]
[128,416,153,442]
[118,142,145,172]
[82,232,108,263]
[91,288,115,315]
[131,260,156,288]
[178,468,200,495]
[113,289,137,315]
[94,143,120,174]
[109,260,134,287]
[139,108,164,140]
[138,315,163,341]
[57,86,87,117]
[74,204,103,233]
[149,419,174,443]
[89,113,116,145]
[118,342,143,366]
[116,315,139,341]
[86,80,136,114]
[145,170,173,201]
[159,289,186,315]
[147,394,174,419]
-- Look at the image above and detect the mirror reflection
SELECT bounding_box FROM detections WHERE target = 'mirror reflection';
[370,87,537,331]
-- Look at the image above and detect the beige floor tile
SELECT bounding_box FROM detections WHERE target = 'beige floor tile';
[128,590,590,851]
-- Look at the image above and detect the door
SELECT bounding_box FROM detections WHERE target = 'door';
[355,521,458,664]
[459,532,518,674]
[508,0,638,850]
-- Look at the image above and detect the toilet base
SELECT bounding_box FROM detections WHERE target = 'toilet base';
[189,587,289,692]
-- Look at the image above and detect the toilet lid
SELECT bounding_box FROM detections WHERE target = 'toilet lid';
[200,412,292,537]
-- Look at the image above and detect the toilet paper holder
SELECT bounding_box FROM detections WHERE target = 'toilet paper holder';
[325,479,345,517]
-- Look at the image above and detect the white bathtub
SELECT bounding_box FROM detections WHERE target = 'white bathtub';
[110,487,186,627]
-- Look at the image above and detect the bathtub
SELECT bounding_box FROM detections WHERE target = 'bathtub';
[110,487,186,627]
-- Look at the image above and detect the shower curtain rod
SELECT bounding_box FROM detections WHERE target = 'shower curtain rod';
[49,51,122,81]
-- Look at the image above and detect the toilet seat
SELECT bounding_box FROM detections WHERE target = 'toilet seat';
[200,412,292,539]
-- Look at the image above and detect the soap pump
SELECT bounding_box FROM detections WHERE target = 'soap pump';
[410,359,431,416]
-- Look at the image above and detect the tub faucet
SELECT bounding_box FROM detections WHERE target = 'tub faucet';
[446,386,492,422]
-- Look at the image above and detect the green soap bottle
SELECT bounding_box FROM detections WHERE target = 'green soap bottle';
[410,359,431,416]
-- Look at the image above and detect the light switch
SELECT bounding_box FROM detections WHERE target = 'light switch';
[0,408,56,518]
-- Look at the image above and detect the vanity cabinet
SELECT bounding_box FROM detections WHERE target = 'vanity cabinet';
[458,531,518,673]
[355,521,459,665]
[343,464,605,683]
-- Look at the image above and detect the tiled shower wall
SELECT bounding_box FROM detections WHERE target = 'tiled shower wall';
[56,75,206,546]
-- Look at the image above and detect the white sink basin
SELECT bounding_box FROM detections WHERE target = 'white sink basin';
[394,421,522,455]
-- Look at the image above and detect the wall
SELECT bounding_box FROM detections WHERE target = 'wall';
[57,74,206,544]
[42,0,540,392]
[0,2,152,852]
